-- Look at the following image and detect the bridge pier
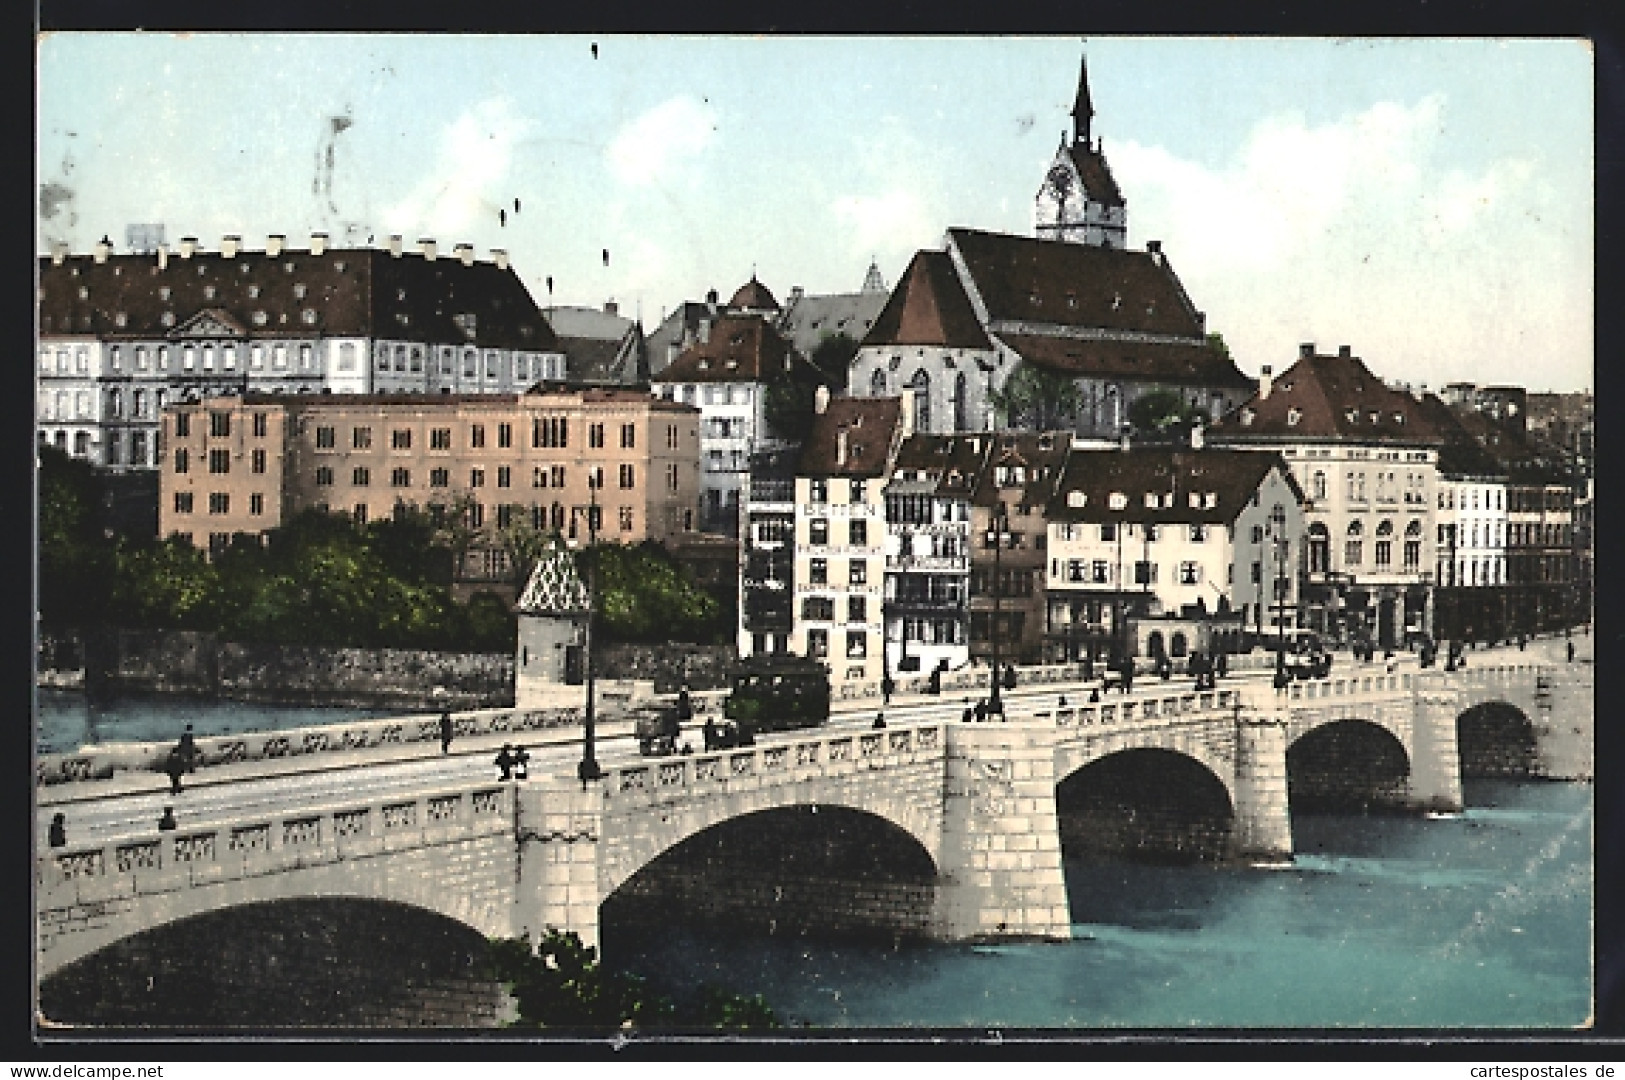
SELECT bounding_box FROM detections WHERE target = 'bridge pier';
[1408,674,1464,813]
[513,779,605,953]
[1229,708,1294,862]
[938,726,1071,941]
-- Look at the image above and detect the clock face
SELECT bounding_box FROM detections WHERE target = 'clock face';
[1047,164,1073,198]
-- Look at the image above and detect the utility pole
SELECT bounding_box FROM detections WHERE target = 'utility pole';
[577,473,603,788]
[1272,504,1289,688]
[989,500,1006,715]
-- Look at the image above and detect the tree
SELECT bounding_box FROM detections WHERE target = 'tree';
[37,445,114,629]
[495,510,554,588]
[989,361,1082,430]
[588,541,721,644]
[1206,331,1231,363]
[808,331,858,394]
[1128,388,1205,436]
[764,331,857,444]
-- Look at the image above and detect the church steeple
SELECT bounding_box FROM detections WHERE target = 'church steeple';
[1071,52,1094,146]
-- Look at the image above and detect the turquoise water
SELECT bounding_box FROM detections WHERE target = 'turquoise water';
[607,780,1593,1029]
[34,688,397,755]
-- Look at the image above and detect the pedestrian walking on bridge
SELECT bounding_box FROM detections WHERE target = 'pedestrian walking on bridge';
[495,744,517,781]
[48,813,66,849]
[158,807,177,832]
[439,710,454,754]
[164,748,187,796]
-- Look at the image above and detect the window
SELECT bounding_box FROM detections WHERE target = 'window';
[810,558,828,585]
[173,492,194,514]
[847,596,867,623]
[175,413,192,438]
[249,493,264,516]
[666,463,680,491]
[807,629,829,659]
[666,424,679,450]
[620,423,636,449]
[392,467,411,487]
[1178,562,1201,585]
[810,479,828,504]
[253,413,268,438]
[353,427,373,450]
[430,428,452,450]
[803,597,834,621]
[392,429,412,450]
[210,412,231,437]
[849,560,867,585]
[850,480,866,504]
[251,449,267,474]
[810,519,829,546]
[316,466,334,486]
[174,448,190,474]
[470,424,485,449]
[354,504,368,525]
[352,467,370,486]
[1134,561,1157,585]
[1100,523,1117,542]
[208,449,230,474]
[619,507,634,532]
[846,631,867,659]
[1375,540,1392,567]
[1190,524,1207,542]
[533,417,568,448]
[208,492,230,515]
[498,466,511,489]
[315,426,336,449]
[589,423,606,448]
[1092,560,1110,583]
[430,468,449,488]
[848,520,867,546]
[470,468,485,488]
[498,423,513,449]
[619,464,635,489]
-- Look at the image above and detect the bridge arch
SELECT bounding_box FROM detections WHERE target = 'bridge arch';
[39,897,503,1028]
[1054,747,1235,863]
[1457,700,1538,779]
[1286,718,1411,812]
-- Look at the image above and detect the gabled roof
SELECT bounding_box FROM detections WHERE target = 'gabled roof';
[1414,394,1509,480]
[1208,349,1445,445]
[1066,142,1124,208]
[996,332,1251,388]
[970,431,1074,508]
[947,228,1199,336]
[654,314,800,384]
[889,433,991,496]
[1046,448,1302,525]
[861,250,992,350]
[777,290,890,357]
[799,397,904,479]
[38,248,558,352]
[516,540,590,616]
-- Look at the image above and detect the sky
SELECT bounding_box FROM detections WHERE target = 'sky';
[35,34,1593,393]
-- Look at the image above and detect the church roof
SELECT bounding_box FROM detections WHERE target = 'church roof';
[1066,141,1125,208]
[516,540,591,616]
[996,332,1252,388]
[861,250,992,350]
[728,276,780,312]
[1208,348,1446,445]
[654,313,801,384]
[1072,54,1094,129]
[947,228,1199,337]
[38,246,559,351]
[1046,447,1302,526]
[776,289,890,358]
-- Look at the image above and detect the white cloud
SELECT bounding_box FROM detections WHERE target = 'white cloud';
[828,120,950,271]
[605,96,718,188]
[383,98,533,238]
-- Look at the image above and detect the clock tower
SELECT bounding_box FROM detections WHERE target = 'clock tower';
[1034,53,1127,248]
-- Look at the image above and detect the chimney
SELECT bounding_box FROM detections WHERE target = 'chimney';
[93,236,112,264]
[221,234,241,258]
[1119,427,1131,452]
[790,285,805,302]
[178,236,197,259]
[604,299,619,317]
[705,288,719,308]
[490,248,509,270]
[1299,342,1315,359]
[266,234,285,257]
[156,243,169,270]
[836,428,849,468]
[1190,419,1205,450]
[388,235,403,258]
[50,241,68,265]
[814,384,831,415]
[419,238,438,261]
[1337,344,1352,358]
[899,387,917,437]
[699,318,712,345]
[1258,365,1274,400]
[1146,239,1162,263]
[310,232,328,256]
[454,243,474,266]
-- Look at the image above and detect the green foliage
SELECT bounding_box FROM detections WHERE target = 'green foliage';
[989,362,1083,430]
[37,445,115,629]
[808,331,858,393]
[764,331,857,443]
[486,931,780,1031]
[587,541,722,645]
[1128,388,1205,436]
[1206,331,1231,362]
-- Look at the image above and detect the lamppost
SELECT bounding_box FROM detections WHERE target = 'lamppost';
[576,472,603,787]
[989,501,1006,715]
[1271,504,1289,687]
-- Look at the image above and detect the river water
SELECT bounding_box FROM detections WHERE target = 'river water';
[35,690,1592,1029]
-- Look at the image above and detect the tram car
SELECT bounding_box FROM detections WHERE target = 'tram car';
[722,655,831,734]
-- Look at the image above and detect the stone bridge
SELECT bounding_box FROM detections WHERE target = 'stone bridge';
[37,660,1573,979]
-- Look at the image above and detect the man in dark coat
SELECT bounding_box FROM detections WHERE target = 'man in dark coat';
[164,748,187,796]
[439,711,454,754]
[494,744,517,781]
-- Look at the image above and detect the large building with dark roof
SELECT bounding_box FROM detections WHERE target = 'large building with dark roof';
[37,233,565,475]
[847,56,1249,438]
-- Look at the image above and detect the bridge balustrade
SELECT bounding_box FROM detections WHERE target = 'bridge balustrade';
[38,781,515,910]
[600,722,946,811]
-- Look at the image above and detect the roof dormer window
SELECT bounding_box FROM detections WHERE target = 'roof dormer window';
[1109,492,1127,510]
[1068,491,1086,508]
[248,285,260,298]
[160,312,175,327]
[203,285,217,300]
[158,286,171,301]
[697,359,709,370]
[1345,408,1359,423]
[1240,408,1255,427]
[293,284,307,299]
[1204,492,1217,508]
[1286,407,1302,426]
[77,286,88,299]
[397,288,407,301]
[1393,412,1405,424]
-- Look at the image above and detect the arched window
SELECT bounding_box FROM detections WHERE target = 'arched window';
[1312,471,1327,501]
[550,502,565,531]
[1170,632,1188,658]
[1105,385,1122,431]
[907,369,931,432]
[1147,630,1165,658]
[1344,519,1363,568]
[1307,522,1330,574]
[953,372,968,431]
[870,368,887,396]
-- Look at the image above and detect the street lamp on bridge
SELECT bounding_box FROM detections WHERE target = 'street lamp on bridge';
[573,473,604,788]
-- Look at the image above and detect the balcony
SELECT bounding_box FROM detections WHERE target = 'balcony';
[748,479,795,503]
[886,554,969,572]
